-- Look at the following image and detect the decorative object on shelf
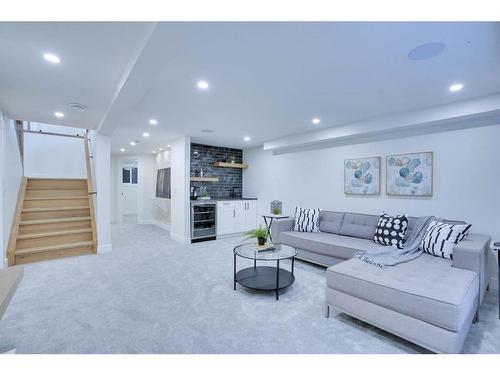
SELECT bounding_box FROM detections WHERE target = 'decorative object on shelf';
[230,156,236,164]
[344,157,380,195]
[270,200,282,214]
[386,151,433,196]
[244,225,268,246]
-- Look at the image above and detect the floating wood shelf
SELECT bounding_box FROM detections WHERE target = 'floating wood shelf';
[190,176,219,182]
[214,162,248,169]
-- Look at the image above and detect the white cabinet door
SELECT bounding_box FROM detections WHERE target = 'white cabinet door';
[244,201,257,231]
[234,201,247,233]
[217,202,236,235]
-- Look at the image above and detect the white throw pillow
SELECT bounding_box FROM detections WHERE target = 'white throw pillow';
[293,207,321,232]
[421,220,472,260]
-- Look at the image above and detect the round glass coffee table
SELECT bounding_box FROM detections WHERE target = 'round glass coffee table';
[233,243,297,300]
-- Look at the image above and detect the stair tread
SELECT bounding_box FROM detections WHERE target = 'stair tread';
[24,196,88,201]
[17,228,92,240]
[15,241,94,255]
[22,206,90,212]
[20,216,92,225]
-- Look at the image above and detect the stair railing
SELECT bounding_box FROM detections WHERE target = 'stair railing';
[84,130,98,253]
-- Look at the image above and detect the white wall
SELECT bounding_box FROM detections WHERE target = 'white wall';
[24,123,86,178]
[90,131,112,254]
[170,136,191,244]
[0,112,23,268]
[244,125,500,287]
[137,155,155,225]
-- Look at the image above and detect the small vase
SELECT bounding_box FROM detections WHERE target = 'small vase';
[257,237,266,246]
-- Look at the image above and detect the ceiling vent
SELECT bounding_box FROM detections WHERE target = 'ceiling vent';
[69,103,88,112]
[408,42,445,61]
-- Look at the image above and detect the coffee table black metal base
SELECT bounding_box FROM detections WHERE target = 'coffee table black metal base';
[233,243,297,300]
[235,266,295,300]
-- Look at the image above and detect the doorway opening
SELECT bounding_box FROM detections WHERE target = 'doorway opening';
[120,160,138,223]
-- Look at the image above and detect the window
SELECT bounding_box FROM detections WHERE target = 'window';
[156,168,171,198]
[122,167,138,184]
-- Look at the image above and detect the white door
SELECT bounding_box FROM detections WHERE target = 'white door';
[121,185,138,215]
[217,202,235,235]
[121,166,138,215]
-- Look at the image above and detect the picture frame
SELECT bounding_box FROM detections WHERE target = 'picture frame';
[386,151,433,196]
[344,156,381,195]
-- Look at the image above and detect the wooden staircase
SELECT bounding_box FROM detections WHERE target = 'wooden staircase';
[7,177,97,265]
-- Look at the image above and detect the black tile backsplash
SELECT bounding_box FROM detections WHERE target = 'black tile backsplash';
[190,143,243,199]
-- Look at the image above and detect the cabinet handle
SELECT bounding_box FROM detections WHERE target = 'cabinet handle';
[233,209,235,218]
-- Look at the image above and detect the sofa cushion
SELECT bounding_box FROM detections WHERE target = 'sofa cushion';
[280,231,379,260]
[421,220,472,260]
[373,213,408,249]
[339,213,379,240]
[319,211,345,234]
[293,207,321,232]
[327,254,478,331]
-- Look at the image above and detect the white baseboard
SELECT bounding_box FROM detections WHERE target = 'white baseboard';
[489,276,498,291]
[151,220,170,231]
[170,232,189,245]
[137,219,170,232]
[216,232,246,240]
[97,243,112,254]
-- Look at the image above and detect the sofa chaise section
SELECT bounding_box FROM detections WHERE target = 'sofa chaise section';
[271,210,491,353]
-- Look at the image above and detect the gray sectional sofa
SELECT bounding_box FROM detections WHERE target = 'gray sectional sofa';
[271,211,491,353]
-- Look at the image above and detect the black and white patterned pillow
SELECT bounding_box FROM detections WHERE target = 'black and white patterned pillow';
[373,213,408,249]
[421,221,472,260]
[293,207,321,232]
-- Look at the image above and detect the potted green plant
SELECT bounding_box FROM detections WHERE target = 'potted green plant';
[244,225,268,246]
[272,207,280,215]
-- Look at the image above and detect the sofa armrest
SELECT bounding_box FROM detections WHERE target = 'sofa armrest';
[452,233,491,305]
[271,218,294,243]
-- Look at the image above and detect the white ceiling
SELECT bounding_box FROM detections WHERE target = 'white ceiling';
[0,22,150,129]
[1,22,499,155]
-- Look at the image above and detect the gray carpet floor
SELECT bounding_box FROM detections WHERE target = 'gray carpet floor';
[1,216,499,353]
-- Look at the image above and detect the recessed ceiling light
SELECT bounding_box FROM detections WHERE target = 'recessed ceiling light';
[167,144,171,148]
[149,119,158,125]
[130,141,136,146]
[312,118,321,125]
[244,136,250,142]
[54,111,64,118]
[449,83,463,92]
[152,151,156,154]
[197,80,209,90]
[43,52,61,64]
[159,148,164,151]
[120,148,126,152]
[142,132,150,137]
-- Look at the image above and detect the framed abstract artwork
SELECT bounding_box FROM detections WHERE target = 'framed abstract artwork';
[386,152,433,196]
[344,157,381,195]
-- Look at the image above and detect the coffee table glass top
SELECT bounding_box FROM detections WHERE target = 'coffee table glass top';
[233,243,297,261]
